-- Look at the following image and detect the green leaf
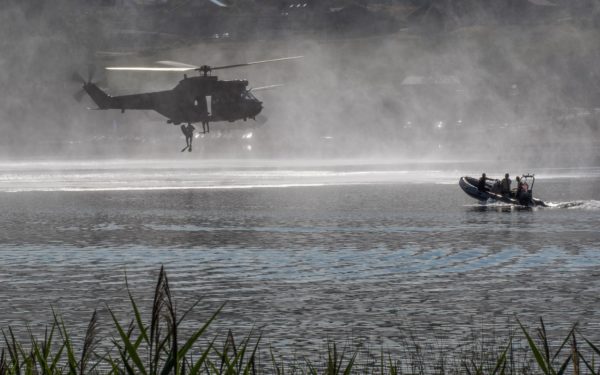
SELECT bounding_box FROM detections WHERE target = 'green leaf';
[388,354,398,375]
[539,317,550,365]
[176,303,224,361]
[176,300,203,329]
[463,361,473,375]
[119,347,138,375]
[269,346,282,375]
[242,333,262,375]
[517,318,552,375]
[206,358,220,374]
[584,335,600,358]
[579,353,598,375]
[187,338,216,375]
[556,354,572,375]
[3,327,20,368]
[125,273,149,346]
[31,339,52,375]
[491,337,512,375]
[50,343,65,373]
[53,311,78,375]
[109,307,148,375]
[43,323,56,361]
[552,324,577,363]
[104,353,123,375]
[305,359,318,375]
[342,351,358,375]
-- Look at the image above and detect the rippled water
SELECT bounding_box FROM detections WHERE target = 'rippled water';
[0,160,599,354]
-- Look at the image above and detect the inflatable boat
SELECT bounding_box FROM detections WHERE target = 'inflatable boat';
[459,174,547,207]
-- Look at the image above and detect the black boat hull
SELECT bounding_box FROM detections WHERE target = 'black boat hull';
[459,176,547,207]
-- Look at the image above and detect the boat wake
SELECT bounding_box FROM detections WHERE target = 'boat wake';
[546,200,600,210]
[465,200,600,210]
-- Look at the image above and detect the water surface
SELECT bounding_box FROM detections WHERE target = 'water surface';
[0,160,599,354]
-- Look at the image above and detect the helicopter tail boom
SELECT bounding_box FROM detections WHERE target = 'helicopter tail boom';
[84,82,113,109]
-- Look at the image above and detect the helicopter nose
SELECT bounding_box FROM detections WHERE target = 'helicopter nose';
[252,101,263,116]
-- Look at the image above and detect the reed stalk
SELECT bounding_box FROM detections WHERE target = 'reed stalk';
[0,268,598,375]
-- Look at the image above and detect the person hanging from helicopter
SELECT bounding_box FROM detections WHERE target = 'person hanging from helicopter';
[180,123,195,152]
[192,95,210,134]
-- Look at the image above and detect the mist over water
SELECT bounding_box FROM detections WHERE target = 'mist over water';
[1,1,599,164]
[1,159,599,192]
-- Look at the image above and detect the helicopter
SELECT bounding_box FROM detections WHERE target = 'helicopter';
[73,56,302,136]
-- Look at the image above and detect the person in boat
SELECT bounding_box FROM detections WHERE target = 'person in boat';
[500,173,511,196]
[515,177,529,205]
[515,176,530,202]
[478,173,493,192]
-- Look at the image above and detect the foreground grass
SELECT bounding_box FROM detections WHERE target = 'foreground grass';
[1,267,600,374]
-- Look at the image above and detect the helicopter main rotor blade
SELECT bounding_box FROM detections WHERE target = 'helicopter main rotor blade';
[105,56,302,72]
[156,60,199,69]
[250,84,283,91]
[211,56,303,71]
[208,0,228,7]
[105,66,195,71]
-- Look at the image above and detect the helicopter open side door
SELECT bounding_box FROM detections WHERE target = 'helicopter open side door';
[193,96,211,116]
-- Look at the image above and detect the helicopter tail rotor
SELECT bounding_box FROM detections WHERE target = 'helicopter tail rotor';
[73,84,87,102]
[71,71,86,85]
[71,65,106,102]
[87,64,96,83]
[73,88,87,102]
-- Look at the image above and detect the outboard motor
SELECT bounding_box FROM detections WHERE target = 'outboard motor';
[518,190,533,206]
[517,174,536,206]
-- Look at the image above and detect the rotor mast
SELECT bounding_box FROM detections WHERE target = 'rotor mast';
[197,65,213,76]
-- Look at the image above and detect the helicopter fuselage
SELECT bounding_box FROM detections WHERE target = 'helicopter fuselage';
[83,75,263,126]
